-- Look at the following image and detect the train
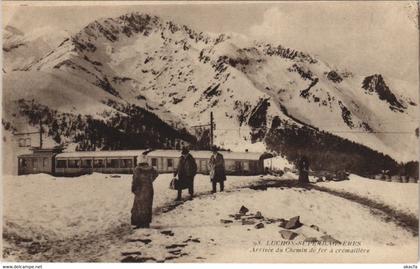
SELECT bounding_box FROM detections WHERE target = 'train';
[17,147,269,176]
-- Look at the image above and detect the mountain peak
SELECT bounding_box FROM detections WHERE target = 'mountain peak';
[77,12,159,42]
[362,74,406,112]
[69,12,211,54]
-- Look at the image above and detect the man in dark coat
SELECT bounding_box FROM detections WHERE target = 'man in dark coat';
[297,156,310,184]
[209,146,226,193]
[174,147,197,201]
[131,154,158,228]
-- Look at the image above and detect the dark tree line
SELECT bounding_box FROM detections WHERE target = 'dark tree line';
[265,116,417,177]
[16,99,196,151]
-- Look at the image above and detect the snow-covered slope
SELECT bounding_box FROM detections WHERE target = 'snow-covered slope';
[3,70,120,119]
[3,173,418,262]
[3,25,70,73]
[3,13,418,161]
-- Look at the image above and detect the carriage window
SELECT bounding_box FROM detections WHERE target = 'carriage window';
[157,158,163,170]
[81,159,92,168]
[249,161,257,171]
[151,158,157,167]
[32,158,38,167]
[43,158,49,167]
[120,159,133,168]
[106,159,120,168]
[56,160,67,168]
[235,161,242,171]
[167,159,173,168]
[243,161,250,171]
[25,138,31,147]
[20,158,28,168]
[93,159,105,168]
[68,159,81,168]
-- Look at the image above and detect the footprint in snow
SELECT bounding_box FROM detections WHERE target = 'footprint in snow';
[127,238,152,244]
[165,243,187,249]
[183,238,200,243]
[160,230,174,236]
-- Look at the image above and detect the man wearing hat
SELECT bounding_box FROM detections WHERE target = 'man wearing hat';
[209,146,226,193]
[174,147,197,201]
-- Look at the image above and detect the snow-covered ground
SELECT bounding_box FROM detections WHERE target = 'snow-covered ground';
[3,172,418,262]
[112,186,417,263]
[263,155,294,172]
[3,173,261,242]
[317,174,418,216]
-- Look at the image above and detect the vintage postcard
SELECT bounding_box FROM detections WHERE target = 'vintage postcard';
[2,0,419,264]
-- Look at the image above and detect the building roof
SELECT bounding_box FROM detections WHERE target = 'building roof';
[147,150,263,160]
[53,149,263,160]
[220,151,263,160]
[56,150,147,159]
[18,154,40,158]
[18,148,60,158]
[146,150,208,158]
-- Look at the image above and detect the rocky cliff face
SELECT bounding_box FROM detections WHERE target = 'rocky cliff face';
[362,74,406,112]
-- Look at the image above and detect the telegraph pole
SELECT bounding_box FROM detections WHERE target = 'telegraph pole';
[191,111,215,150]
[210,112,214,148]
[39,119,43,149]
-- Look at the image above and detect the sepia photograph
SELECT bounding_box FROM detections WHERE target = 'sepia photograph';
[1,0,419,265]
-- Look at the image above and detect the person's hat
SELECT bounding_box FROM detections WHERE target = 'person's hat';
[211,145,218,153]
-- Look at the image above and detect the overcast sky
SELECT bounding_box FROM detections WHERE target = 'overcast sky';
[3,1,419,84]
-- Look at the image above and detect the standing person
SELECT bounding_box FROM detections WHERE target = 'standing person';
[131,154,158,229]
[297,155,310,184]
[209,146,226,193]
[174,147,197,201]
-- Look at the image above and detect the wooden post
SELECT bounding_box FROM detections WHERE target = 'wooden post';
[39,119,43,149]
[210,112,214,148]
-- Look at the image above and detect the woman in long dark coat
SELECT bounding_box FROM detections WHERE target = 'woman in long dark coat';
[131,156,158,228]
[297,156,310,184]
[209,146,226,193]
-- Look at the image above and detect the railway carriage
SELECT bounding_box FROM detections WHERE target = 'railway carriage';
[53,150,146,176]
[17,148,59,175]
[145,150,264,175]
[17,149,266,176]
[221,151,265,175]
[146,150,212,174]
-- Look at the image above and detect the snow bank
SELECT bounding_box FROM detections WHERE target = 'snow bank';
[3,173,261,241]
[3,173,131,240]
[3,172,418,262]
[317,174,418,216]
[263,155,294,171]
[109,184,417,263]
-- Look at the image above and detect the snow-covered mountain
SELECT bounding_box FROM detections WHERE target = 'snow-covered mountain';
[3,25,71,73]
[3,13,418,163]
